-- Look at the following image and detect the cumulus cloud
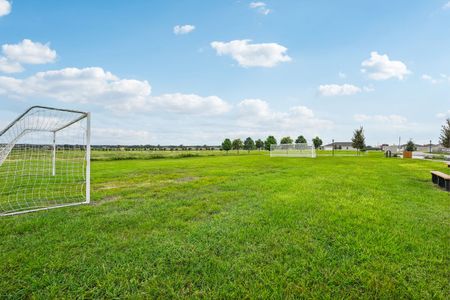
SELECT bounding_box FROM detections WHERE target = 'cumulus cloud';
[318,84,362,96]
[422,73,449,84]
[0,67,231,116]
[0,39,57,73]
[150,93,230,115]
[3,39,57,64]
[361,51,410,80]
[0,0,11,17]
[0,57,23,73]
[173,25,195,35]
[249,2,271,15]
[211,39,291,68]
[237,99,332,136]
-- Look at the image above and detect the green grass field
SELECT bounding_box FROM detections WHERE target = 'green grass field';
[0,152,449,298]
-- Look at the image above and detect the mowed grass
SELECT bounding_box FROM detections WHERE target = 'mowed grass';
[0,153,449,298]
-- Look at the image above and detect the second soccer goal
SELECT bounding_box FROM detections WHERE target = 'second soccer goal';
[270,143,316,158]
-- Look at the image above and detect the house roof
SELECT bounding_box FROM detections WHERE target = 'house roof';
[323,142,353,147]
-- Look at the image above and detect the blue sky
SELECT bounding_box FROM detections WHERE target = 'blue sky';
[0,0,449,145]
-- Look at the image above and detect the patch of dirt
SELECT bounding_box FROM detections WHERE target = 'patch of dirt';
[94,195,122,205]
[174,176,200,183]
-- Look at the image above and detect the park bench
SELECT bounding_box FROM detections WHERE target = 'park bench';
[430,171,450,191]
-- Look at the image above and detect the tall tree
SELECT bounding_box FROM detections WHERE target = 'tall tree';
[312,136,323,149]
[405,139,416,151]
[440,118,450,148]
[255,139,264,151]
[264,136,277,151]
[222,138,232,154]
[244,137,255,153]
[280,136,293,144]
[232,138,243,154]
[295,135,307,144]
[351,126,366,155]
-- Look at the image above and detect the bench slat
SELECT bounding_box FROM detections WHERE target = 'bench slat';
[430,171,450,180]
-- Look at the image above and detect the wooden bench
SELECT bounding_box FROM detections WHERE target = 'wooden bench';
[430,171,450,191]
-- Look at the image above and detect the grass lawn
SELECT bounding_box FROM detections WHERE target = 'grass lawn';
[0,152,448,298]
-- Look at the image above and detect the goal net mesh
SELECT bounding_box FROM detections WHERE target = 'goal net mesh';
[270,143,316,158]
[0,106,90,216]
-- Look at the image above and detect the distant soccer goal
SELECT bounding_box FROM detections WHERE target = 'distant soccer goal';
[270,143,316,158]
[0,106,91,216]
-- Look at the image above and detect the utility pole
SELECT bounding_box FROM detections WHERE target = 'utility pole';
[398,136,401,151]
[429,140,432,153]
[332,139,335,157]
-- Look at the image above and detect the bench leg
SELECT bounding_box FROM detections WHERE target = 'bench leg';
[446,180,450,192]
[432,174,438,184]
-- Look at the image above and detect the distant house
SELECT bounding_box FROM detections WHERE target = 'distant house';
[382,143,446,153]
[321,142,356,151]
[415,144,444,153]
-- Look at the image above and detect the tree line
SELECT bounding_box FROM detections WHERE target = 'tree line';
[221,135,328,153]
[221,127,370,154]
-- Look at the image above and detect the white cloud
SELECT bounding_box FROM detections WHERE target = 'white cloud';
[361,51,410,80]
[338,72,347,79]
[173,25,195,35]
[0,67,231,116]
[0,0,11,17]
[443,1,450,10]
[249,2,271,15]
[436,110,450,118]
[211,40,291,68]
[2,39,57,64]
[0,57,23,73]
[0,39,57,73]
[318,84,362,96]
[422,73,449,84]
[237,99,332,137]
[150,93,230,115]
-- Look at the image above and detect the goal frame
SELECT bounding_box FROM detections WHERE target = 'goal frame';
[270,143,316,158]
[0,106,91,216]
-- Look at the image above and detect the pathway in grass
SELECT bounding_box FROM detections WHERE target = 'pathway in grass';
[0,153,448,298]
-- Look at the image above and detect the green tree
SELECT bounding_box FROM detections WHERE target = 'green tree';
[232,138,243,154]
[351,126,366,155]
[222,138,232,154]
[405,139,416,151]
[440,118,450,148]
[244,137,255,153]
[312,136,323,149]
[264,136,277,151]
[295,135,307,144]
[280,136,293,144]
[255,139,264,151]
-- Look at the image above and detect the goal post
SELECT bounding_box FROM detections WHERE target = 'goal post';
[0,106,91,216]
[270,143,316,158]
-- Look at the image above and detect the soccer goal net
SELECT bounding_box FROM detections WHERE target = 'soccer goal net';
[0,106,91,216]
[270,143,316,158]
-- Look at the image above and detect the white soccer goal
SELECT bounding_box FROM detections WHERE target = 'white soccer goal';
[0,106,91,216]
[270,143,316,158]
